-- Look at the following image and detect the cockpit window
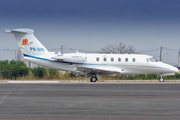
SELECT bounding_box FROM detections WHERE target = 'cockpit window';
[147,57,159,62]
[146,58,149,62]
[149,58,154,62]
[153,57,159,62]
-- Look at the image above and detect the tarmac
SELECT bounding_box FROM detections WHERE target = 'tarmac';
[0,82,180,120]
[1,79,180,84]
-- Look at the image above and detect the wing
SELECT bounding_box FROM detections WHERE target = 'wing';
[76,65,123,76]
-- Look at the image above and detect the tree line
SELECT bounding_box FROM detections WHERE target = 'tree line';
[0,60,59,79]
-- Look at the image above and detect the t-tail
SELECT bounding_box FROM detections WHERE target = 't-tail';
[5,28,49,56]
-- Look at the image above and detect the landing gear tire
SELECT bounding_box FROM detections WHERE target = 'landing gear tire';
[159,77,164,82]
[90,77,97,82]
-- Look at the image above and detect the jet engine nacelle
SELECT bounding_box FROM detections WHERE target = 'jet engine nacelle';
[52,53,87,63]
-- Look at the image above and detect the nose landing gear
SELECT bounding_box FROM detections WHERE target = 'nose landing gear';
[159,76,164,82]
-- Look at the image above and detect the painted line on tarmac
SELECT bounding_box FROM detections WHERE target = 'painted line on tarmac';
[7,81,59,83]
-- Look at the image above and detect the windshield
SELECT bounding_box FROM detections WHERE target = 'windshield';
[147,57,159,62]
[153,57,159,62]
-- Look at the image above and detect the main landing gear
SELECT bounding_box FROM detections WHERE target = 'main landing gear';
[90,77,97,82]
[90,73,101,82]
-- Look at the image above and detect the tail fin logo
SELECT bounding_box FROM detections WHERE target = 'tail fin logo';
[22,38,29,46]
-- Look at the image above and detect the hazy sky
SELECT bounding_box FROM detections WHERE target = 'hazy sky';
[0,0,180,65]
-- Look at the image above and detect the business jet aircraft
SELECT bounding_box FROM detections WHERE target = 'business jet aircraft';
[5,28,178,82]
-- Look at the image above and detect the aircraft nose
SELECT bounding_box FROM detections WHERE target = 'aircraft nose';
[161,62,178,73]
[167,65,178,73]
[172,66,178,73]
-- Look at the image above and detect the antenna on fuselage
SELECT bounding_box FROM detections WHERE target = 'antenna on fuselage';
[61,45,63,54]
[160,46,163,61]
[76,50,80,53]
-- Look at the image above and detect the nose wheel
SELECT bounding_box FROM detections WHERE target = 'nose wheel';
[90,77,97,82]
[159,76,164,82]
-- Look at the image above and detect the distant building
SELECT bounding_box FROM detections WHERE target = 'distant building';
[24,60,38,68]
[15,48,23,61]
[15,49,37,68]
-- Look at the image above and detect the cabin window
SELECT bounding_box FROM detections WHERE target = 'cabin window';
[125,58,128,62]
[147,58,149,62]
[96,57,99,61]
[118,58,121,62]
[111,57,114,62]
[104,57,107,61]
[132,58,135,62]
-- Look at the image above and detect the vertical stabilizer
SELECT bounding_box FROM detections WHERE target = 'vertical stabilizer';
[5,28,49,56]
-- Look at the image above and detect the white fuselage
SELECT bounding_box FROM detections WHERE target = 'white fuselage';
[24,53,178,76]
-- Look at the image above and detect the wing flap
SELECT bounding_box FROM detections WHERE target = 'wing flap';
[76,65,122,76]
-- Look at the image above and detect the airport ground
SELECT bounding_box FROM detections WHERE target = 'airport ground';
[0,82,180,120]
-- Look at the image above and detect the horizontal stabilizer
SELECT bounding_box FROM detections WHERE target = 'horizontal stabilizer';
[4,28,34,34]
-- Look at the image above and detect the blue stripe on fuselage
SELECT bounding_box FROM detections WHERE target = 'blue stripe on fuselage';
[23,54,51,61]
[23,54,99,65]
